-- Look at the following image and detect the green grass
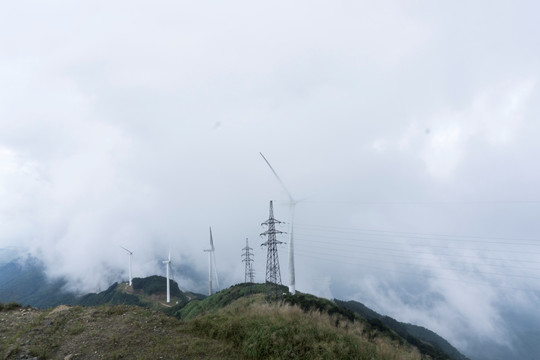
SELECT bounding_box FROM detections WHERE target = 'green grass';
[187,295,423,360]
[283,292,356,322]
[0,302,22,311]
[177,283,277,320]
[0,304,236,359]
[0,285,447,360]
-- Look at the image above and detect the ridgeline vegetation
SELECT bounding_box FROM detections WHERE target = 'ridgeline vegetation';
[0,280,469,360]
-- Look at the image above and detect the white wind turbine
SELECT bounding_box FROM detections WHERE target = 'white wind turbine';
[260,152,297,295]
[203,227,220,296]
[162,250,172,303]
[120,246,133,286]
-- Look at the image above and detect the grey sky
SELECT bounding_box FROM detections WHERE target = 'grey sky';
[1,1,540,357]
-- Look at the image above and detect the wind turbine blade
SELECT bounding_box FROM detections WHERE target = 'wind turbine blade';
[209,227,214,251]
[260,152,294,203]
[120,246,133,254]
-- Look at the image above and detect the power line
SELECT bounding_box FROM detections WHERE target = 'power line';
[290,221,540,291]
[294,238,540,270]
[294,248,540,281]
[296,223,540,246]
[294,250,540,292]
[303,200,540,205]
[294,233,540,255]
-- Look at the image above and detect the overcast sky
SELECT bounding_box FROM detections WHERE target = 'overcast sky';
[1,1,540,357]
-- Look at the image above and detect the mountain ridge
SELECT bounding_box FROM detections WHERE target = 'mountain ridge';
[335,299,468,360]
[0,258,469,360]
[0,287,452,360]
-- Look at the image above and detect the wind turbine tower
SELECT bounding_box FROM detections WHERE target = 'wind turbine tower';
[260,152,297,295]
[261,200,285,298]
[162,250,171,303]
[204,227,219,296]
[120,246,133,286]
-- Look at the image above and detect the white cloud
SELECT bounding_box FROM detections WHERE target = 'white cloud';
[1,1,540,357]
[389,79,536,179]
[372,138,389,152]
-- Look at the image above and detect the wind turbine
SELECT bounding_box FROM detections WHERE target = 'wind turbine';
[162,250,171,303]
[203,227,219,296]
[120,246,133,286]
[260,152,297,295]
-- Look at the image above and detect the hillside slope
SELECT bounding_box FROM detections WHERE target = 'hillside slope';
[0,296,425,360]
[75,276,206,319]
[186,294,425,360]
[335,300,468,360]
[177,284,466,360]
[75,281,467,360]
[0,265,469,360]
[0,303,234,359]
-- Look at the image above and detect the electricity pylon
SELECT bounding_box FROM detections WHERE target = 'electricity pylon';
[242,238,255,283]
[260,152,297,295]
[261,200,285,299]
[242,238,255,296]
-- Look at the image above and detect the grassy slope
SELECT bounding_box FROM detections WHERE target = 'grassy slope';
[179,284,462,360]
[0,304,234,360]
[177,283,270,320]
[0,282,469,359]
[187,294,424,360]
[1,289,426,360]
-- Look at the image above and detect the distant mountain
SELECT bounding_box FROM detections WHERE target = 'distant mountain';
[76,275,205,311]
[462,306,540,360]
[335,299,469,360]
[0,259,76,308]
[0,258,205,310]
[0,248,20,265]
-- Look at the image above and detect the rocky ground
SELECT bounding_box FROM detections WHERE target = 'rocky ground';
[0,304,235,360]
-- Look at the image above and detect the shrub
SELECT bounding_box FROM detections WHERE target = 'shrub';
[0,302,22,311]
[283,293,356,322]
[132,276,185,299]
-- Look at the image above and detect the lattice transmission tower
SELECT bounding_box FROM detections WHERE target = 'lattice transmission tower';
[242,238,255,283]
[260,200,285,299]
